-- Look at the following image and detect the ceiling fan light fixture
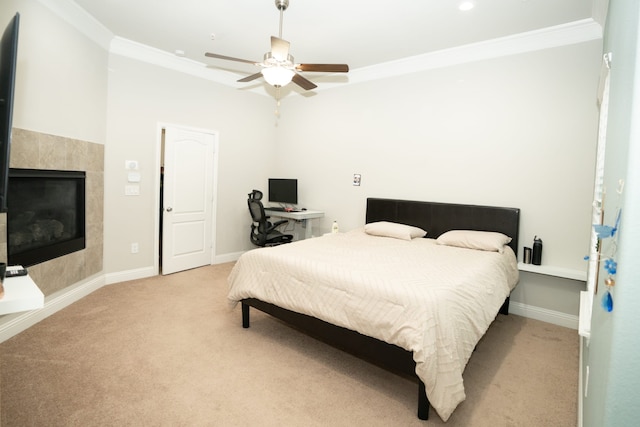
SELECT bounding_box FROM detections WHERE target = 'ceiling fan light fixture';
[204,0,348,92]
[262,66,295,87]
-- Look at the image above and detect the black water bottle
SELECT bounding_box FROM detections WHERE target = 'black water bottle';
[532,236,543,265]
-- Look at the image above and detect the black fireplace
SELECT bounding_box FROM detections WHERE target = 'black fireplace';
[7,168,86,267]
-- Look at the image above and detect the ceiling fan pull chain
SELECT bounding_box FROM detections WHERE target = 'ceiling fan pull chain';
[275,87,281,117]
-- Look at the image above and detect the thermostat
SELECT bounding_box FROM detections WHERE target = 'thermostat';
[125,160,139,170]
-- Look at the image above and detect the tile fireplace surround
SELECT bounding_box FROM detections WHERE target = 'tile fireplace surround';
[0,128,104,297]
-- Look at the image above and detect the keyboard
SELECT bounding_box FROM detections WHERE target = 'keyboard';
[266,207,300,212]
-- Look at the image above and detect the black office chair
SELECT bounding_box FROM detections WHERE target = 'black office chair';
[247,190,293,247]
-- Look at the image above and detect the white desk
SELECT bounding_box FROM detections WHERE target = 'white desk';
[264,208,324,239]
[0,272,45,315]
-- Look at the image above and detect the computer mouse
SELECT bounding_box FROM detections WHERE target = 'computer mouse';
[301,208,307,211]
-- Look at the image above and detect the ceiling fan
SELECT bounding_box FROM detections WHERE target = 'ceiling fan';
[204,0,349,90]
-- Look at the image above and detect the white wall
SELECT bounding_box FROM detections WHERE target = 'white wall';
[275,40,602,317]
[3,0,108,144]
[103,54,277,275]
[278,41,601,269]
[3,0,604,322]
[584,0,640,425]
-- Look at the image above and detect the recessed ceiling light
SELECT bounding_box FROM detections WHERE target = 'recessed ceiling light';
[459,1,475,11]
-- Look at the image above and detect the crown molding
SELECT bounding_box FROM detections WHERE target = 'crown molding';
[110,18,602,94]
[109,36,249,88]
[40,0,602,94]
[339,18,603,89]
[37,0,113,50]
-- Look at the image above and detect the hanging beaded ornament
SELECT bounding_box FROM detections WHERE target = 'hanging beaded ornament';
[601,258,616,312]
[592,208,620,313]
[589,181,624,313]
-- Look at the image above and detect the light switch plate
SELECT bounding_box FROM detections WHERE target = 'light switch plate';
[128,172,141,182]
[125,185,140,196]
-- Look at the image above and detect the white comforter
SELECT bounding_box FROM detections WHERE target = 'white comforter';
[227,229,519,421]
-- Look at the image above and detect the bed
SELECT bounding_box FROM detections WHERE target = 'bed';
[228,198,520,421]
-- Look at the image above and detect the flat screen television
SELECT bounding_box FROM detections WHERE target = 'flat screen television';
[268,178,298,205]
[0,13,19,213]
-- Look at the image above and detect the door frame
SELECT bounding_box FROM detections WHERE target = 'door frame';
[153,122,220,275]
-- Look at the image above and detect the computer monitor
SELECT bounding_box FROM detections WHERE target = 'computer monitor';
[268,178,297,204]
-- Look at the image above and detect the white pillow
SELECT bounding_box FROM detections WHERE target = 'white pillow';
[436,230,512,253]
[364,221,427,241]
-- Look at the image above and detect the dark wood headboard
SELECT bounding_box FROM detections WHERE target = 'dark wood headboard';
[365,198,520,256]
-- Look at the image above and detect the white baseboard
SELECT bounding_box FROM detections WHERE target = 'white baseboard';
[104,266,156,285]
[0,269,578,344]
[0,266,158,343]
[509,301,579,329]
[103,255,244,285]
[214,251,244,264]
[0,256,247,343]
[0,274,105,343]
[103,256,241,285]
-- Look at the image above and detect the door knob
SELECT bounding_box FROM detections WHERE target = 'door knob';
[166,207,173,212]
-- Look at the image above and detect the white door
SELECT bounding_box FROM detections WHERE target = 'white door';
[162,127,216,275]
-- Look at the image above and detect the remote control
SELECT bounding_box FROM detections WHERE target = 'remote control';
[5,265,28,277]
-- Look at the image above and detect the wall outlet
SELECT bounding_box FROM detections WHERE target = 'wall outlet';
[131,243,139,254]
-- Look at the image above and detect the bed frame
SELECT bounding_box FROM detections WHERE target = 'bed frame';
[240,198,520,420]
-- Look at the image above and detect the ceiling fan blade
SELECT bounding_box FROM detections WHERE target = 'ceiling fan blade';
[237,72,263,83]
[205,52,258,65]
[292,73,317,90]
[296,63,349,73]
[270,36,290,60]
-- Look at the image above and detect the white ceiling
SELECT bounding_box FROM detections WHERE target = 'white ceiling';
[70,0,603,86]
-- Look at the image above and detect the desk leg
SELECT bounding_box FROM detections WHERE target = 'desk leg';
[303,219,313,239]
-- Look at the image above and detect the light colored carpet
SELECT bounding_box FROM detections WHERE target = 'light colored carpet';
[0,263,578,426]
